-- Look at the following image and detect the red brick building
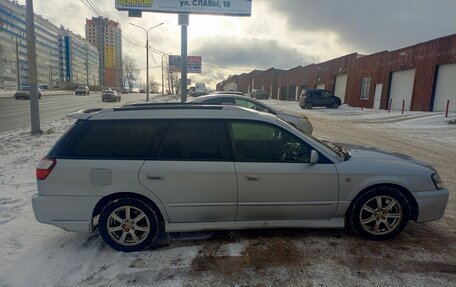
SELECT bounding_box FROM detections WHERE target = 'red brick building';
[217,34,456,112]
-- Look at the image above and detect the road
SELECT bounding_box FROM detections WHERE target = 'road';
[0,92,150,133]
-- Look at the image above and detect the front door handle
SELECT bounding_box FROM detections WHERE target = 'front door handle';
[245,175,261,181]
[147,174,165,180]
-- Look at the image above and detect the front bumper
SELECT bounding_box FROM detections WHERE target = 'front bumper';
[414,188,449,223]
[32,194,99,232]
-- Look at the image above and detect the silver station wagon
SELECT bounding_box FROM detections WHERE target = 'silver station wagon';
[32,104,449,252]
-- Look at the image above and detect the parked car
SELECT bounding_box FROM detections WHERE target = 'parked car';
[210,90,245,96]
[101,89,121,102]
[75,86,90,96]
[14,86,41,100]
[299,89,341,109]
[249,89,269,100]
[121,88,130,94]
[190,94,313,134]
[32,104,449,252]
[189,83,207,97]
[39,84,50,90]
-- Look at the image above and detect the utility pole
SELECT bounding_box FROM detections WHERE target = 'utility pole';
[161,55,164,95]
[25,0,41,134]
[179,14,188,103]
[146,31,149,101]
[130,22,164,101]
[15,38,20,90]
[85,43,89,86]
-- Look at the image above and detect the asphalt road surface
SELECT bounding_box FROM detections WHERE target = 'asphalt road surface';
[0,92,150,133]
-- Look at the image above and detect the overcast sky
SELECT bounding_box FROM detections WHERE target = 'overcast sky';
[20,0,456,89]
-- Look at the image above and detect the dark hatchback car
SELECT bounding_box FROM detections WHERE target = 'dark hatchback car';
[299,89,341,109]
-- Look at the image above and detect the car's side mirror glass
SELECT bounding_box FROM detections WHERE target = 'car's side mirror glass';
[310,150,319,164]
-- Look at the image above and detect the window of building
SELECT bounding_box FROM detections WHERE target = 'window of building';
[360,77,371,100]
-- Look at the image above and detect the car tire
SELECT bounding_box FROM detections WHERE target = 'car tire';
[332,102,340,109]
[348,186,410,241]
[306,102,313,109]
[99,198,162,252]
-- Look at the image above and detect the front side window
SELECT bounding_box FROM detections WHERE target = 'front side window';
[60,121,167,159]
[230,122,311,163]
[157,120,230,161]
[322,91,332,98]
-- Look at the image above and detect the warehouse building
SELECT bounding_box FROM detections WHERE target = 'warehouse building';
[217,34,456,112]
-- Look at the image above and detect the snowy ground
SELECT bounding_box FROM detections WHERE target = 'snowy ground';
[0,96,455,286]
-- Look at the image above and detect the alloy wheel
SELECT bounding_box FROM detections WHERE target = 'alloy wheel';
[359,195,403,235]
[106,206,151,246]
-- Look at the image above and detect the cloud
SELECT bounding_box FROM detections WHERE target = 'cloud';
[264,0,456,53]
[192,36,317,70]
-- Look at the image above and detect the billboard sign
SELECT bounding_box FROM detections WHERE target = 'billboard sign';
[116,0,252,16]
[169,55,202,73]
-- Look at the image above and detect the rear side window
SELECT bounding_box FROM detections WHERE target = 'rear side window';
[60,121,167,159]
[157,120,230,161]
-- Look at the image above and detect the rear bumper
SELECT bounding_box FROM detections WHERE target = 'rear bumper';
[414,189,449,223]
[32,194,99,232]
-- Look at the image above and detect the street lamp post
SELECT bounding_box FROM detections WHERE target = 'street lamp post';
[130,22,164,101]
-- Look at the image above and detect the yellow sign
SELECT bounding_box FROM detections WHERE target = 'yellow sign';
[117,0,153,6]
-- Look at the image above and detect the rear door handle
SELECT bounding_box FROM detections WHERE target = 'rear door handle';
[245,175,261,181]
[147,174,165,180]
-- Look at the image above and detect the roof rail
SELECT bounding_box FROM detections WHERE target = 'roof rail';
[66,108,103,120]
[114,103,224,112]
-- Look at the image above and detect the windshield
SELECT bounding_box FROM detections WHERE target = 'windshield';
[20,86,30,91]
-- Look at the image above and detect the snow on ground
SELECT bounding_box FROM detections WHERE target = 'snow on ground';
[0,95,455,286]
[264,100,456,145]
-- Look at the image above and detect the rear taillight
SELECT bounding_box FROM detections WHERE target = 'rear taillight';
[36,157,56,180]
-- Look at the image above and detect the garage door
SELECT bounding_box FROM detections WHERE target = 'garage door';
[334,74,348,103]
[389,69,415,111]
[316,84,325,90]
[433,63,456,112]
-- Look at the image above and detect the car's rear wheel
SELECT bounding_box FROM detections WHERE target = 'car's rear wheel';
[306,102,313,109]
[99,198,162,252]
[348,187,410,240]
[332,102,340,109]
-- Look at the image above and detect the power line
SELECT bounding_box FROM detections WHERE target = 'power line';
[79,0,144,48]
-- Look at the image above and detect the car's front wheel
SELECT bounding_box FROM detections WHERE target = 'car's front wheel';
[306,102,313,109]
[348,186,410,240]
[332,102,340,109]
[99,198,162,252]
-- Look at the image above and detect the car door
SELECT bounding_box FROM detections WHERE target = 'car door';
[322,91,334,106]
[229,121,339,221]
[139,120,237,223]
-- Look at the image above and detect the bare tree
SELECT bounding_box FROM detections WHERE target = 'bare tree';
[149,79,160,94]
[172,73,180,95]
[122,55,139,89]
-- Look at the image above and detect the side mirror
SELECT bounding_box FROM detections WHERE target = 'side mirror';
[310,150,319,164]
